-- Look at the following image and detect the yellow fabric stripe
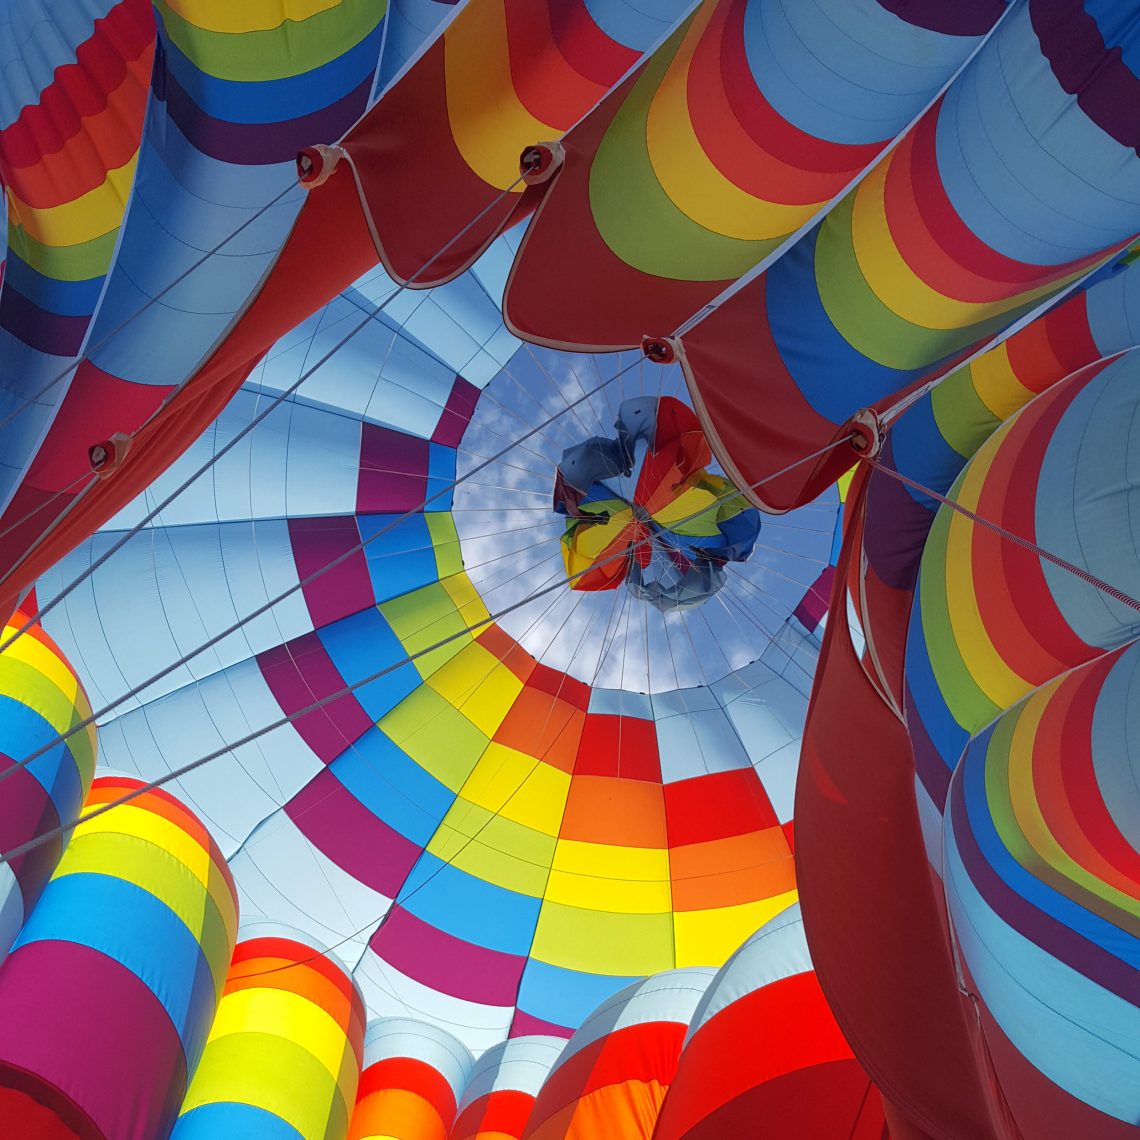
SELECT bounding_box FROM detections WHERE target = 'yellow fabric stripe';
[426,645,523,738]
[205,987,350,1081]
[55,831,233,947]
[67,805,212,890]
[941,428,1031,711]
[454,743,568,834]
[162,0,340,34]
[546,840,671,913]
[646,5,814,241]
[672,890,798,967]
[8,155,137,248]
[0,629,81,705]
[381,686,489,792]
[428,803,555,896]
[850,155,1079,332]
[445,0,544,192]
[969,341,1036,422]
[530,901,674,976]
[181,1030,349,1139]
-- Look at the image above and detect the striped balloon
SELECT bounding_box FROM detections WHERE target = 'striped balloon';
[222,0,698,355]
[905,349,1140,857]
[0,0,155,500]
[944,643,1140,1134]
[0,774,237,1140]
[40,249,812,1054]
[172,925,366,1140]
[857,252,1140,703]
[450,1037,564,1140]
[653,905,885,1140]
[504,0,1006,350]
[349,1018,473,1140]
[522,968,713,1139]
[0,607,96,954]
[172,925,364,1140]
[675,0,1140,514]
[0,0,389,609]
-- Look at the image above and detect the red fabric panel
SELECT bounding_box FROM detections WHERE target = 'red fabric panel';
[451,1089,534,1139]
[0,1082,99,1140]
[347,31,538,287]
[658,1064,886,1140]
[574,713,660,781]
[0,0,154,206]
[526,1022,684,1138]
[653,971,885,1140]
[794,480,1018,1140]
[503,56,728,353]
[664,769,778,845]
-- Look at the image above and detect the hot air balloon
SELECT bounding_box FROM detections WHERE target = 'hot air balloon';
[1,3,1137,1139]
[522,967,713,1139]
[33,241,828,1052]
[349,1019,473,1140]
[0,773,237,1140]
[0,605,96,957]
[0,0,393,612]
[652,904,887,1140]
[450,1036,564,1140]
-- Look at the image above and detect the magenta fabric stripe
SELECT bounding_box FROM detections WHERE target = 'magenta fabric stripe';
[372,906,525,1005]
[0,940,188,1140]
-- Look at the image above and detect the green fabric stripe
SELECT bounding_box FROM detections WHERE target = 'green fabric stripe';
[155,0,384,83]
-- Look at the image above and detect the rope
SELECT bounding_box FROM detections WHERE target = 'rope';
[865,456,1140,613]
[0,434,853,866]
[0,166,538,660]
[0,355,641,789]
[0,183,298,435]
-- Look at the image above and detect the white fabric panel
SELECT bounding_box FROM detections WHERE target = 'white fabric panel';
[685,904,809,1042]
[95,660,322,854]
[0,861,23,960]
[354,253,520,389]
[362,1017,474,1100]
[457,1036,566,1110]
[231,810,392,964]
[555,967,715,1067]
[41,521,311,712]
[653,687,751,784]
[713,660,809,824]
[101,391,362,530]
[247,290,458,439]
[353,949,513,1056]
[587,687,653,719]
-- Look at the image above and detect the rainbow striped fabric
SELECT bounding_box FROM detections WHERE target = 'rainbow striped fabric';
[349,1019,472,1140]
[172,926,367,1140]
[504,0,1005,350]
[450,1037,563,1140]
[0,774,237,1140]
[0,0,388,602]
[945,645,1140,1124]
[0,607,96,955]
